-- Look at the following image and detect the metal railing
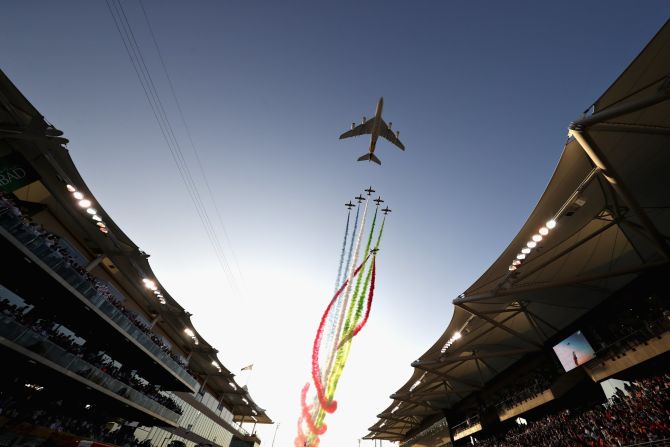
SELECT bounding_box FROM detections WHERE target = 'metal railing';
[0,215,197,390]
[0,314,180,424]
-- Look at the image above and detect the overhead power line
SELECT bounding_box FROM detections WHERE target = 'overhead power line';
[138,0,245,283]
[105,0,242,296]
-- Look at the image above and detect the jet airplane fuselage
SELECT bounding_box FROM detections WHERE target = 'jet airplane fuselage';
[339,97,405,165]
[368,97,384,158]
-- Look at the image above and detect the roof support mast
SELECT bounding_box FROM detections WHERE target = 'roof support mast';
[569,81,670,261]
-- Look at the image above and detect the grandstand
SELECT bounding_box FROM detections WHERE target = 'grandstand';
[365,19,670,447]
[0,70,271,447]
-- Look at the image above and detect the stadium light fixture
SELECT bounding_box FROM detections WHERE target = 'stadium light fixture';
[92,215,102,222]
[229,382,237,390]
[66,184,76,192]
[532,234,543,242]
[512,260,521,266]
[539,227,549,236]
[527,241,537,248]
[211,361,222,372]
[391,404,401,413]
[516,254,526,260]
[508,265,517,271]
[546,219,557,229]
[184,328,195,337]
[440,331,463,353]
[86,208,97,215]
[78,199,92,208]
[242,398,249,404]
[521,248,531,254]
[99,227,109,234]
[73,191,84,200]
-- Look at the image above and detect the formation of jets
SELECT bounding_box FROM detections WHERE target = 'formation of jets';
[343,189,390,256]
[339,97,405,165]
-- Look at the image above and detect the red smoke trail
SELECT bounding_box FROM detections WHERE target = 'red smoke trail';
[336,257,376,348]
[311,256,369,414]
[353,257,376,337]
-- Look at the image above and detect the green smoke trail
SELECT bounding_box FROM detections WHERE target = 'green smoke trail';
[312,213,381,432]
[312,209,379,431]
[342,208,378,332]
[353,216,385,324]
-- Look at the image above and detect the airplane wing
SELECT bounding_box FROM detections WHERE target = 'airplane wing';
[339,119,375,139]
[380,120,405,150]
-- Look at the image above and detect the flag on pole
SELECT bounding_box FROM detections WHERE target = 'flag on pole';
[241,364,254,371]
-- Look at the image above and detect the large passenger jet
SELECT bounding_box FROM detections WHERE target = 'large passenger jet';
[339,97,405,165]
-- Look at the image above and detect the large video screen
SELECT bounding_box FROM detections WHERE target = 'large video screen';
[552,330,596,372]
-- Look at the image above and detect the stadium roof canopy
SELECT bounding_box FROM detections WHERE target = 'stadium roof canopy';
[366,19,670,441]
[0,70,271,424]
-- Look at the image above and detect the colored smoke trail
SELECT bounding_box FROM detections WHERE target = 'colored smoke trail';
[328,231,378,394]
[297,192,389,447]
[354,216,385,325]
[344,208,378,336]
[334,211,351,294]
[314,210,380,431]
[339,218,384,347]
[342,205,360,290]
[320,207,356,377]
[322,199,369,382]
[310,256,370,415]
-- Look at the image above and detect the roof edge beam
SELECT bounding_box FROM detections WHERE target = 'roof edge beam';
[455,261,667,303]
[590,122,670,136]
[570,79,670,130]
[456,303,543,348]
[570,128,670,260]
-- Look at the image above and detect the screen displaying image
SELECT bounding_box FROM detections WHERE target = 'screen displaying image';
[552,330,596,372]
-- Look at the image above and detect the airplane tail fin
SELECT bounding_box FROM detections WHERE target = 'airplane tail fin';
[357,153,381,165]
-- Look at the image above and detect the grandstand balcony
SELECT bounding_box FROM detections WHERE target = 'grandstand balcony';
[0,222,198,393]
[0,313,180,427]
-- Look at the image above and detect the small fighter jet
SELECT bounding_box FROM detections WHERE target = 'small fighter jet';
[355,195,366,203]
[339,97,405,165]
[374,196,384,206]
[345,201,355,210]
[365,186,376,196]
[382,206,392,215]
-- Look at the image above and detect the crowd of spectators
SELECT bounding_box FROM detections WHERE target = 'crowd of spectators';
[585,296,670,363]
[474,373,670,446]
[0,393,152,447]
[489,367,557,414]
[0,298,183,415]
[0,192,192,373]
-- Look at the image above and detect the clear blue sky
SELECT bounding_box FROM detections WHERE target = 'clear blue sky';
[2,2,669,447]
